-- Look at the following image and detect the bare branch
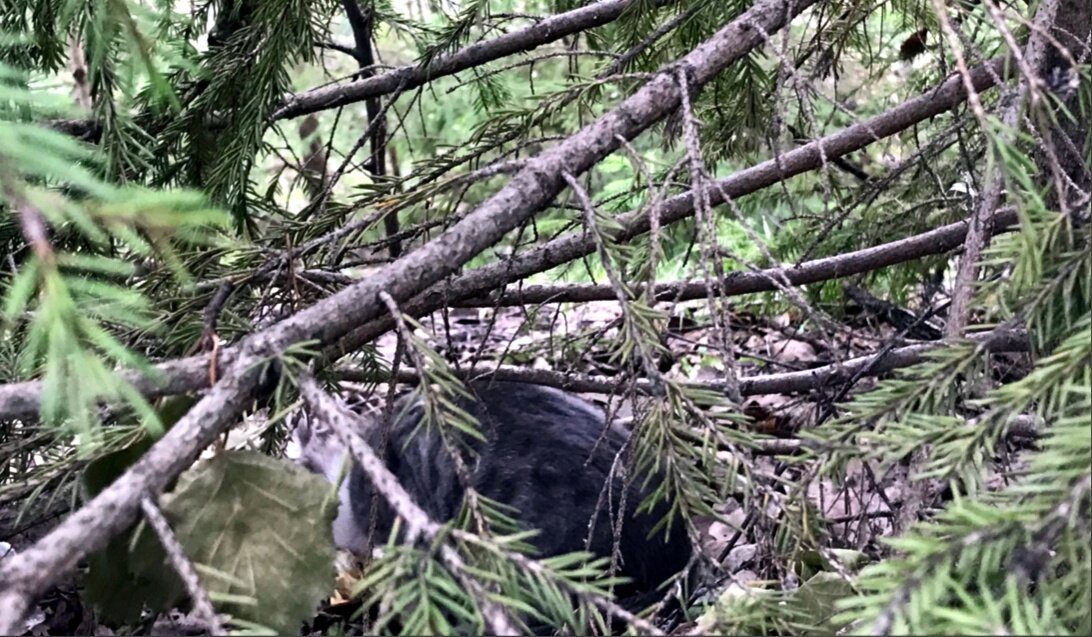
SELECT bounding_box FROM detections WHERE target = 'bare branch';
[0,208,1020,423]
[139,496,226,636]
[0,2,813,629]
[329,56,1015,357]
[902,0,1061,540]
[336,326,1029,398]
[337,0,400,257]
[944,0,1061,338]
[51,0,677,138]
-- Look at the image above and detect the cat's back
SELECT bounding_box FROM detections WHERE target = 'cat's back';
[372,381,624,520]
[456,382,631,546]
[371,382,688,594]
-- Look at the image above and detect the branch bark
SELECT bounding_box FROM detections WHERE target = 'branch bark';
[1,53,1012,426]
[0,1,815,630]
[50,0,676,139]
[341,0,400,258]
[327,56,1013,358]
[944,0,1060,338]
[0,207,1019,423]
[444,209,1019,308]
[336,327,1028,398]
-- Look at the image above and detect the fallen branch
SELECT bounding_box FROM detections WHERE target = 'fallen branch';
[327,56,1013,357]
[896,0,1060,541]
[0,1,813,630]
[0,208,1019,422]
[0,53,1010,424]
[336,326,1028,397]
[445,209,1019,308]
[50,0,675,139]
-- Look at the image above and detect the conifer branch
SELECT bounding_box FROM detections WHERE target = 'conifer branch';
[329,56,1014,357]
[0,2,815,629]
[0,208,1019,422]
[335,327,1029,397]
[51,0,678,139]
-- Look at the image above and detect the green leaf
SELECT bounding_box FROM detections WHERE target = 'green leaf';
[82,430,182,623]
[787,572,857,634]
[160,451,338,634]
[83,521,186,624]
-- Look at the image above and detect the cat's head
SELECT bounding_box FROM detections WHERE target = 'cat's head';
[290,404,378,484]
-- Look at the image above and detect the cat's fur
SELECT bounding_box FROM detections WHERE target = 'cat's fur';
[294,381,691,609]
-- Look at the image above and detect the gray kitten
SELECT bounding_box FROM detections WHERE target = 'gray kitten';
[294,380,691,610]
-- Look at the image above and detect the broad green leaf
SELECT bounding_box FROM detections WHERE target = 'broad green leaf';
[160,451,338,634]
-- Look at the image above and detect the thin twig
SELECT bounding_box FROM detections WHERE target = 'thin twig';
[139,496,226,636]
[297,373,662,635]
[51,0,680,137]
[0,208,1020,424]
[298,372,521,636]
[335,326,1029,397]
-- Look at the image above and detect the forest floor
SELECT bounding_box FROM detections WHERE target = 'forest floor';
[4,293,1034,635]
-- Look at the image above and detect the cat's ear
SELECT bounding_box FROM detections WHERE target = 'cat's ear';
[293,410,346,483]
[353,402,382,430]
[293,398,384,481]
